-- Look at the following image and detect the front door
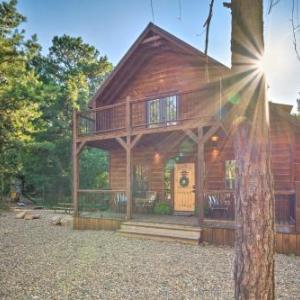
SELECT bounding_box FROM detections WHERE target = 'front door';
[174,163,195,212]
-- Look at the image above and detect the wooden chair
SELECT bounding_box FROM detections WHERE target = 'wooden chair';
[208,195,229,218]
[135,191,157,213]
[114,193,127,212]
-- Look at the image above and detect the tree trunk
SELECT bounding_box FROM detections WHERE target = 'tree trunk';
[230,1,275,299]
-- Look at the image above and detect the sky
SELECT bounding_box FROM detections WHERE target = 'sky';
[17,0,300,111]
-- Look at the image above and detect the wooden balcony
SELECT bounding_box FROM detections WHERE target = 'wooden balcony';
[76,87,223,142]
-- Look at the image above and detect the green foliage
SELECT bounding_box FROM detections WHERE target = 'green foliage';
[79,148,109,189]
[0,195,9,211]
[154,202,171,215]
[0,0,42,160]
[0,1,112,204]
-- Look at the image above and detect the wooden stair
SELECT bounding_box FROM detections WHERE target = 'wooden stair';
[117,221,202,245]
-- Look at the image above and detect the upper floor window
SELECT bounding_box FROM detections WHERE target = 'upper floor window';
[147,95,178,127]
[225,160,236,190]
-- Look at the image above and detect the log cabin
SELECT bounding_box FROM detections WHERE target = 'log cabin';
[72,23,300,251]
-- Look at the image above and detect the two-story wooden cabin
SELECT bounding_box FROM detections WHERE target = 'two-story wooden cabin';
[72,23,300,250]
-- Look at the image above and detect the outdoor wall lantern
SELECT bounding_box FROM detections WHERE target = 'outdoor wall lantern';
[211,135,219,142]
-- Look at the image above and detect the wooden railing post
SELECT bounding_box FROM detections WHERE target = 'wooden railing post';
[125,97,133,219]
[296,182,300,232]
[219,77,223,120]
[126,140,132,219]
[72,109,79,216]
[197,127,205,224]
[126,97,131,132]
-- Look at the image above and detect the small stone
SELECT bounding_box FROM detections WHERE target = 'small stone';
[61,216,72,227]
[24,214,34,220]
[51,216,62,225]
[15,211,27,219]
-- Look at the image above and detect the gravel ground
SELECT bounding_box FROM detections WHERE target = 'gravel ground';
[0,210,300,300]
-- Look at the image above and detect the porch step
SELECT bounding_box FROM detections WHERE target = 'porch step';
[117,221,202,245]
[173,211,194,216]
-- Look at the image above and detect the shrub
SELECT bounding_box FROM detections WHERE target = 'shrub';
[0,198,9,211]
[153,202,171,215]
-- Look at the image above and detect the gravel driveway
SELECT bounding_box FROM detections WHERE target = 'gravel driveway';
[0,211,299,300]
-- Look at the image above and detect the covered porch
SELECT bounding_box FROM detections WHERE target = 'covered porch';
[72,88,297,234]
[74,131,296,233]
[73,120,231,224]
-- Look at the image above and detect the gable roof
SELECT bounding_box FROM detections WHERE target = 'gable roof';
[89,22,230,108]
[269,102,293,114]
[270,102,300,129]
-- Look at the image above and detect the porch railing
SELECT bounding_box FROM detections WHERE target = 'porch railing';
[78,189,127,219]
[77,85,222,136]
[204,190,235,220]
[204,190,296,225]
[275,194,296,225]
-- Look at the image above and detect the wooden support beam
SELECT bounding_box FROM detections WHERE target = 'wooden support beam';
[125,98,133,220]
[126,136,133,219]
[200,124,220,145]
[197,127,205,224]
[72,109,79,216]
[116,137,128,150]
[142,35,161,44]
[183,129,198,144]
[296,182,300,233]
[76,141,86,156]
[130,134,143,149]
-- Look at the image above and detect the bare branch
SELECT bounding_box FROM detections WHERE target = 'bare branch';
[292,0,300,60]
[150,0,155,23]
[203,0,215,55]
[177,0,182,21]
[268,0,281,14]
[223,2,232,9]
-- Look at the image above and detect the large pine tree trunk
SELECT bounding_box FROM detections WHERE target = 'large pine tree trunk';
[230,1,275,299]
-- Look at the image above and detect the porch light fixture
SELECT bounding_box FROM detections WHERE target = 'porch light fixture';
[211,135,219,142]
[154,152,160,163]
[212,148,219,160]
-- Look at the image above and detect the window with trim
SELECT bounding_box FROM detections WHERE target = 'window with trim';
[225,160,236,189]
[147,95,178,127]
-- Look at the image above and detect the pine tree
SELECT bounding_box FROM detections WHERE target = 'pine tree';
[227,0,275,298]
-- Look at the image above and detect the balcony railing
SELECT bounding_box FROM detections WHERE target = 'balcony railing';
[77,86,223,136]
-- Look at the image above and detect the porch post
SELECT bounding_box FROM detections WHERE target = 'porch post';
[72,109,79,216]
[296,182,300,232]
[126,98,133,219]
[126,139,132,219]
[197,127,205,224]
